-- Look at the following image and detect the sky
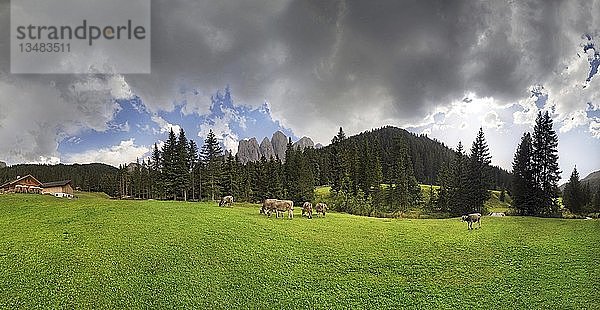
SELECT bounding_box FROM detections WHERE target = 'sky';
[0,0,599,182]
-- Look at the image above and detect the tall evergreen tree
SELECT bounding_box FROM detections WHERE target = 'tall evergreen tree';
[468,128,492,213]
[161,128,179,200]
[188,140,199,200]
[563,167,584,214]
[531,111,561,215]
[221,152,238,198]
[200,129,224,201]
[331,127,346,144]
[329,127,347,193]
[446,142,470,215]
[387,136,421,212]
[512,133,536,215]
[150,143,163,199]
[175,128,190,200]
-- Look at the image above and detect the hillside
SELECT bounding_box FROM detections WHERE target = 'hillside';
[317,126,512,189]
[0,194,598,308]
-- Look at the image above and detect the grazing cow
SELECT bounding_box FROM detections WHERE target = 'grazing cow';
[315,203,328,217]
[275,200,294,219]
[489,212,505,217]
[262,199,294,219]
[461,213,482,230]
[219,195,234,207]
[261,199,278,216]
[302,202,313,219]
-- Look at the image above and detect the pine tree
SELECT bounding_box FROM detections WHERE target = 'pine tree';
[150,143,163,199]
[563,167,584,214]
[331,127,346,144]
[512,133,536,215]
[387,136,420,212]
[188,140,199,200]
[531,111,561,215]
[468,128,492,213]
[161,128,179,200]
[447,142,470,215]
[175,128,190,201]
[221,152,238,198]
[266,157,283,199]
[330,127,347,193]
[200,129,224,201]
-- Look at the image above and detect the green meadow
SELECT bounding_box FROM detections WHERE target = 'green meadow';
[0,193,598,309]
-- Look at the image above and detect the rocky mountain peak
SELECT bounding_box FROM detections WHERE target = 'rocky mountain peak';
[271,131,288,161]
[259,137,275,160]
[293,136,315,150]
[237,137,260,164]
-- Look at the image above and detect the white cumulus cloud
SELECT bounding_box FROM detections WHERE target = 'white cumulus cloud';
[64,139,150,167]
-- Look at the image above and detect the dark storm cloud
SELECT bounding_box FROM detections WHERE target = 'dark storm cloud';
[121,0,598,142]
[0,0,598,160]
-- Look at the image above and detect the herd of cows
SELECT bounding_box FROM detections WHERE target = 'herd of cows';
[219,196,327,219]
[219,195,483,229]
[259,199,328,219]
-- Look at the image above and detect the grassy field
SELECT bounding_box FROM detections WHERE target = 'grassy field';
[0,193,599,309]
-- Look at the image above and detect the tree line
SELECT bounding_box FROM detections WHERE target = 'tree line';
[509,111,597,216]
[117,127,317,204]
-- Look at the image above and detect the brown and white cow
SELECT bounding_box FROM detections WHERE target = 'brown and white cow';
[219,195,234,207]
[302,202,313,219]
[261,199,278,216]
[261,199,294,219]
[315,203,328,217]
[275,200,294,219]
[461,213,482,230]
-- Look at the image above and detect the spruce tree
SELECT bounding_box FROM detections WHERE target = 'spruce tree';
[563,167,584,214]
[512,133,536,215]
[151,143,163,199]
[188,140,199,200]
[331,127,346,144]
[447,142,470,215]
[175,128,190,200]
[387,136,421,212]
[200,129,223,201]
[531,111,561,215]
[330,127,347,193]
[221,152,238,199]
[161,128,179,200]
[468,128,492,213]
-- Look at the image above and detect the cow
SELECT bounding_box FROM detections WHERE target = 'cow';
[315,203,328,217]
[275,200,294,219]
[302,202,313,219]
[489,212,505,217]
[219,195,234,207]
[461,213,482,230]
[261,199,294,219]
[261,199,278,216]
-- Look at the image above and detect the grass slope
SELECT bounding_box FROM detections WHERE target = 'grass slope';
[0,194,598,309]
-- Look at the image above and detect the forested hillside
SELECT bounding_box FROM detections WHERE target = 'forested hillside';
[316,126,511,189]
